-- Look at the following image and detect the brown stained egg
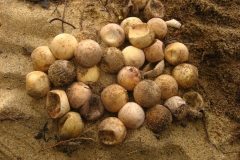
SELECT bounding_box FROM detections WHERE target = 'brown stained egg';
[146,104,172,132]
[101,84,128,112]
[120,17,143,40]
[144,39,164,63]
[118,102,145,129]
[128,23,155,49]
[58,111,84,140]
[100,47,125,74]
[79,93,104,121]
[48,60,76,87]
[164,96,188,121]
[117,66,142,91]
[122,46,145,68]
[26,71,51,98]
[154,74,178,100]
[49,33,78,60]
[172,63,198,88]
[66,82,92,109]
[98,117,127,145]
[100,23,125,47]
[31,46,56,72]
[164,42,189,65]
[133,80,161,108]
[144,0,165,21]
[74,39,102,68]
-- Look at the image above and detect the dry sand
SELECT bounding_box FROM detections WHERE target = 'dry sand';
[1,0,240,159]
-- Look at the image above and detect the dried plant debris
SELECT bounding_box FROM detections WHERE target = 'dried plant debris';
[26,0,50,9]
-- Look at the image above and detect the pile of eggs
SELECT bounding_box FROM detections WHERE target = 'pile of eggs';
[26,16,203,145]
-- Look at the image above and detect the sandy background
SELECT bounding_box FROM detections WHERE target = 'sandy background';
[0,0,240,159]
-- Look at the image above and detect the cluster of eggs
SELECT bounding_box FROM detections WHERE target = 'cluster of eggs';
[26,16,203,145]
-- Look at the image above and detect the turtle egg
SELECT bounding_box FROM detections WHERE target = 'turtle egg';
[147,18,167,39]
[146,104,172,132]
[31,46,56,72]
[172,63,198,88]
[49,33,78,60]
[154,74,178,100]
[133,80,161,108]
[48,60,76,87]
[101,84,128,112]
[26,71,51,98]
[74,39,102,68]
[117,66,142,91]
[122,46,145,68]
[118,102,145,129]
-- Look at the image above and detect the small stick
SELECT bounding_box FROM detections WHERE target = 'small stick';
[50,18,76,29]
[0,113,24,121]
[61,0,67,32]
[98,0,111,17]
[39,137,98,152]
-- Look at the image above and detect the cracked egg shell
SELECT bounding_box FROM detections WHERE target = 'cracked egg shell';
[79,93,104,121]
[100,23,125,47]
[98,117,127,145]
[164,96,188,121]
[66,82,92,109]
[46,90,70,119]
[128,23,155,49]
[164,42,189,66]
[120,17,143,40]
[58,111,84,140]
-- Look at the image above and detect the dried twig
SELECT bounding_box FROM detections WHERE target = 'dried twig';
[61,0,67,32]
[50,18,76,29]
[0,113,26,122]
[39,137,98,152]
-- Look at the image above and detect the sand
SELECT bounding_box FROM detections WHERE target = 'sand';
[0,0,240,159]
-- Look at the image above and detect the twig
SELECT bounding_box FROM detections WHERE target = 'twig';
[50,18,76,29]
[61,0,67,32]
[200,110,239,154]
[0,113,25,121]
[39,137,98,152]
[98,0,111,17]
[201,110,216,149]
